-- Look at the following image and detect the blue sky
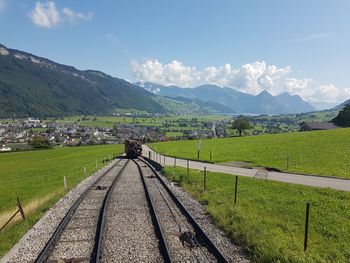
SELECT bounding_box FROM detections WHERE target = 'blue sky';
[0,0,349,105]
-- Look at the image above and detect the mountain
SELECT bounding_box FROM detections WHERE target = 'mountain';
[275,92,317,113]
[333,98,350,110]
[137,82,316,114]
[154,96,235,115]
[0,44,166,117]
[311,101,338,111]
[245,90,285,114]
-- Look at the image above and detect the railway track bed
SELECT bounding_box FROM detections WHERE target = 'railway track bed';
[2,157,250,263]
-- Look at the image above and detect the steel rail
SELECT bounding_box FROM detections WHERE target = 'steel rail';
[138,157,229,263]
[132,159,173,263]
[93,159,129,262]
[34,157,126,263]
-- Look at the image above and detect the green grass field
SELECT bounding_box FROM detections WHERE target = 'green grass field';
[163,167,350,263]
[151,128,350,179]
[0,144,123,256]
[53,114,230,128]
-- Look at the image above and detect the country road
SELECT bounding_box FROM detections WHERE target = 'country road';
[143,145,350,192]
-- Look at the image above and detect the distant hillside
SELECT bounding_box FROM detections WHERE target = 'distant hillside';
[137,82,316,115]
[0,44,166,117]
[333,98,350,110]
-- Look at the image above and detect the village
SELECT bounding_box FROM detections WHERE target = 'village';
[0,116,224,152]
[0,117,164,152]
[0,113,340,153]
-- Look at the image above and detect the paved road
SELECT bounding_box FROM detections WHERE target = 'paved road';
[143,145,350,192]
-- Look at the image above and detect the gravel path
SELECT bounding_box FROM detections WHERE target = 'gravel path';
[1,158,123,263]
[101,160,163,263]
[141,157,251,263]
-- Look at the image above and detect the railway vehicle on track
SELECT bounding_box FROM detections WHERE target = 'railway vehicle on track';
[125,139,142,158]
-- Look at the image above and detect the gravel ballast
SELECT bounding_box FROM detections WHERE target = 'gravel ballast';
[142,157,251,263]
[101,160,163,263]
[2,156,251,263]
[139,159,217,262]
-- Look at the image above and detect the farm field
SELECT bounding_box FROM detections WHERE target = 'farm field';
[151,128,350,179]
[54,114,230,128]
[0,144,123,256]
[163,167,350,263]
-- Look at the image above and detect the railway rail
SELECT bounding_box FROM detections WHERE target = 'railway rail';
[33,157,230,263]
[34,158,129,262]
[134,157,228,263]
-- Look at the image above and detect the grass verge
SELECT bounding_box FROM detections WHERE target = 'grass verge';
[162,166,350,263]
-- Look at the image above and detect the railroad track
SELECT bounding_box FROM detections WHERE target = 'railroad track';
[35,158,129,263]
[134,157,228,263]
[34,157,228,263]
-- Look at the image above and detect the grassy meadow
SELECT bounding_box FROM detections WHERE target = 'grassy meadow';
[163,167,350,263]
[151,128,350,179]
[0,144,123,256]
[54,114,230,128]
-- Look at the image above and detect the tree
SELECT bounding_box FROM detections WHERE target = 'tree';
[28,135,51,149]
[332,104,350,127]
[232,117,251,136]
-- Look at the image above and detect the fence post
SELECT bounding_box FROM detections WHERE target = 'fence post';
[204,166,207,191]
[197,149,200,159]
[64,176,67,189]
[304,202,310,251]
[234,176,238,204]
[16,198,25,220]
[174,157,177,168]
[187,159,189,175]
[0,198,26,232]
[148,151,151,159]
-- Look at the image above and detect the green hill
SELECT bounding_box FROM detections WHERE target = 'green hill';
[151,128,350,178]
[0,44,166,117]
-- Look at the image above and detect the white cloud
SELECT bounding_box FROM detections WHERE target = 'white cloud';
[62,7,93,23]
[132,59,348,103]
[30,1,92,28]
[30,1,61,28]
[295,32,334,42]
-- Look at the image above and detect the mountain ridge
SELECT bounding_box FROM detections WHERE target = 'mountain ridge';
[0,44,166,117]
[137,82,316,114]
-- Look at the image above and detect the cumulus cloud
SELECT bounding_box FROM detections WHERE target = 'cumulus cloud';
[30,1,60,28]
[132,59,347,103]
[30,1,92,28]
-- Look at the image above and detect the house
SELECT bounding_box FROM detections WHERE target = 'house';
[299,122,340,131]
[0,145,11,152]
